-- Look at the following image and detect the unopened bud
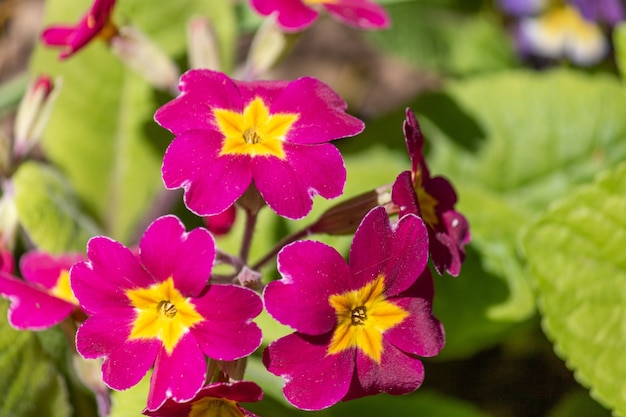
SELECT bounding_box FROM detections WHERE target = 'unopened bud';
[13,75,61,159]
[187,16,221,70]
[234,266,262,291]
[203,204,236,236]
[309,184,392,236]
[237,13,287,80]
[0,180,19,251]
[73,354,111,417]
[110,26,180,93]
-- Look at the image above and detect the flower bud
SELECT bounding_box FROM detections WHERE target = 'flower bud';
[236,13,287,80]
[13,75,61,159]
[110,26,180,93]
[187,16,221,70]
[0,180,19,252]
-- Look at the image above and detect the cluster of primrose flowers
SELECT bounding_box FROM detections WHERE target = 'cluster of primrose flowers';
[0,0,471,416]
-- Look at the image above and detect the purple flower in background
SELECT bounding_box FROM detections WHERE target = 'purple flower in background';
[41,0,117,59]
[498,0,547,16]
[569,0,625,25]
[0,251,84,330]
[250,0,390,32]
[391,108,470,277]
[154,69,364,220]
[263,206,444,410]
[71,215,263,410]
[143,381,263,417]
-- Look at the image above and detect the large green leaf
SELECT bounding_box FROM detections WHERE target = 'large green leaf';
[523,163,626,416]
[29,0,235,244]
[0,300,71,417]
[416,69,626,357]
[13,161,102,253]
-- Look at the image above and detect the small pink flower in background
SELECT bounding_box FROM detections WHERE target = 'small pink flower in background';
[203,205,237,236]
[143,381,263,417]
[391,108,470,277]
[41,0,117,59]
[0,251,84,330]
[154,69,364,220]
[263,206,444,410]
[70,215,263,410]
[250,0,390,32]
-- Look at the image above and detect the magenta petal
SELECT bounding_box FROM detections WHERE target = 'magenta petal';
[391,170,419,217]
[251,156,312,219]
[250,0,319,31]
[40,27,75,46]
[0,272,74,330]
[147,333,206,411]
[272,77,365,144]
[77,312,159,390]
[20,251,84,289]
[192,284,262,360]
[162,131,252,216]
[351,338,424,399]
[263,332,353,410]
[139,216,215,296]
[155,70,242,135]
[71,237,152,314]
[348,207,394,289]
[324,0,391,30]
[284,143,346,200]
[234,79,290,110]
[265,240,348,334]
[386,270,445,357]
[382,213,429,297]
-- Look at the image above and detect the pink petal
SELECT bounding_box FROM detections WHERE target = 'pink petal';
[283,142,346,199]
[0,272,74,330]
[139,216,215,296]
[324,0,391,29]
[350,338,424,399]
[265,240,348,334]
[263,332,353,410]
[76,311,159,390]
[191,284,262,360]
[146,333,207,411]
[40,27,75,46]
[155,70,242,135]
[20,251,84,289]
[250,0,319,31]
[391,170,419,217]
[162,130,252,216]
[271,77,365,145]
[386,270,445,357]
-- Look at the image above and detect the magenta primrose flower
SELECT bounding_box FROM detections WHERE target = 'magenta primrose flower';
[143,381,263,417]
[391,108,470,277]
[249,0,390,32]
[154,69,364,220]
[70,215,263,411]
[0,251,84,330]
[263,206,445,410]
[41,0,117,59]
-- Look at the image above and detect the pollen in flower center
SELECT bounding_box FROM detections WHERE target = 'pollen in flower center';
[351,306,367,325]
[243,128,262,144]
[214,97,298,159]
[126,277,204,354]
[189,396,244,417]
[327,275,408,363]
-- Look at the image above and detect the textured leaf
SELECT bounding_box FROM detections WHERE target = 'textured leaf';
[13,161,102,253]
[29,0,235,244]
[0,300,71,417]
[523,163,626,416]
[417,69,626,358]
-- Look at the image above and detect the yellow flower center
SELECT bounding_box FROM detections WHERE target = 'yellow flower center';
[50,269,79,306]
[213,97,298,160]
[327,275,408,363]
[126,277,204,354]
[414,169,439,227]
[189,397,244,417]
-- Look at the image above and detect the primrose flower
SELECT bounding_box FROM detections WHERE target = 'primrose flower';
[0,251,84,330]
[41,0,117,59]
[71,215,263,410]
[154,69,364,220]
[263,206,444,410]
[249,0,390,32]
[391,108,470,277]
[143,381,263,417]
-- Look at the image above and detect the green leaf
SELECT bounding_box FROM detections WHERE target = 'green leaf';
[417,69,626,358]
[0,300,71,417]
[13,161,102,253]
[109,372,150,417]
[0,73,28,117]
[613,22,626,81]
[29,0,235,244]
[522,163,626,416]
[548,389,611,417]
